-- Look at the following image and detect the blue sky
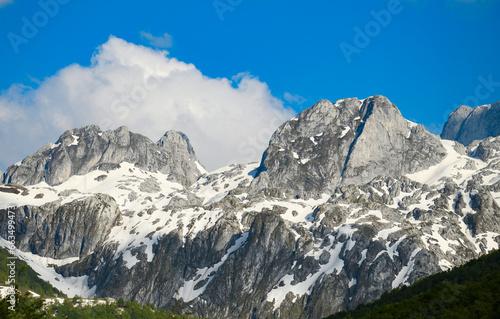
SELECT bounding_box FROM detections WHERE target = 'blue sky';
[0,0,499,170]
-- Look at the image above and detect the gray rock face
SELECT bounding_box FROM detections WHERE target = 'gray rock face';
[2,125,203,187]
[441,101,500,145]
[465,190,500,237]
[157,130,203,188]
[441,105,473,141]
[54,187,450,319]
[0,194,121,259]
[468,136,500,162]
[252,96,447,196]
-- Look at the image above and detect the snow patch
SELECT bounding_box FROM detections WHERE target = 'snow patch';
[392,248,421,289]
[376,226,401,240]
[177,232,249,302]
[358,249,367,266]
[439,259,454,271]
[195,161,208,175]
[69,135,79,146]
[310,136,318,145]
[122,249,140,269]
[348,278,357,288]
[340,126,350,138]
[267,240,344,311]
[407,140,487,186]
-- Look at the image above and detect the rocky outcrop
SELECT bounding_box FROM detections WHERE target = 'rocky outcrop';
[465,190,500,237]
[0,194,121,259]
[2,125,203,187]
[441,101,500,146]
[441,105,473,142]
[252,96,447,196]
[157,130,203,188]
[468,136,500,163]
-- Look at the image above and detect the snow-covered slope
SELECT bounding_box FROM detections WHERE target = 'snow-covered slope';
[1,96,499,319]
[1,136,498,317]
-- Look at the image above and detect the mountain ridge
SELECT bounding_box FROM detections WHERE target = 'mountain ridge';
[2,125,204,187]
[0,95,499,319]
[252,95,446,197]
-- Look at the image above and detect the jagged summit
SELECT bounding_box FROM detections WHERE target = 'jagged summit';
[252,95,446,196]
[441,105,474,142]
[2,125,204,187]
[442,101,500,146]
[158,130,197,158]
[156,129,206,184]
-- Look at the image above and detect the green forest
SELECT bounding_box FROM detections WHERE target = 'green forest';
[0,293,200,319]
[325,249,500,319]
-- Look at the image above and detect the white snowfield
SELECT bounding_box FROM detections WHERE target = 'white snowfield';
[0,137,499,312]
[407,140,487,187]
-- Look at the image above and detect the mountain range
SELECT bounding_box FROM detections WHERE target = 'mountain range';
[1,95,499,319]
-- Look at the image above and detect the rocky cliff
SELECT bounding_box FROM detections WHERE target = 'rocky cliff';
[0,194,121,259]
[2,125,203,187]
[252,96,446,197]
[441,101,500,146]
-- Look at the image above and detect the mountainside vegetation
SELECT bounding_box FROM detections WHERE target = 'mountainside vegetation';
[325,249,500,319]
[0,247,65,298]
[0,293,201,319]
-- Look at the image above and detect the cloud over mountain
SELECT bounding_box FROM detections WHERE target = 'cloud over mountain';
[0,36,295,170]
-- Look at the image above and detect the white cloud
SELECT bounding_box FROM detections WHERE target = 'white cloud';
[0,36,295,171]
[284,92,306,105]
[0,0,13,8]
[140,31,173,49]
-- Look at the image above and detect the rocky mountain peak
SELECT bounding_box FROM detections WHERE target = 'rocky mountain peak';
[158,130,197,158]
[302,98,362,129]
[441,101,500,146]
[2,125,203,187]
[156,130,204,185]
[359,95,399,120]
[252,95,447,196]
[441,105,473,142]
